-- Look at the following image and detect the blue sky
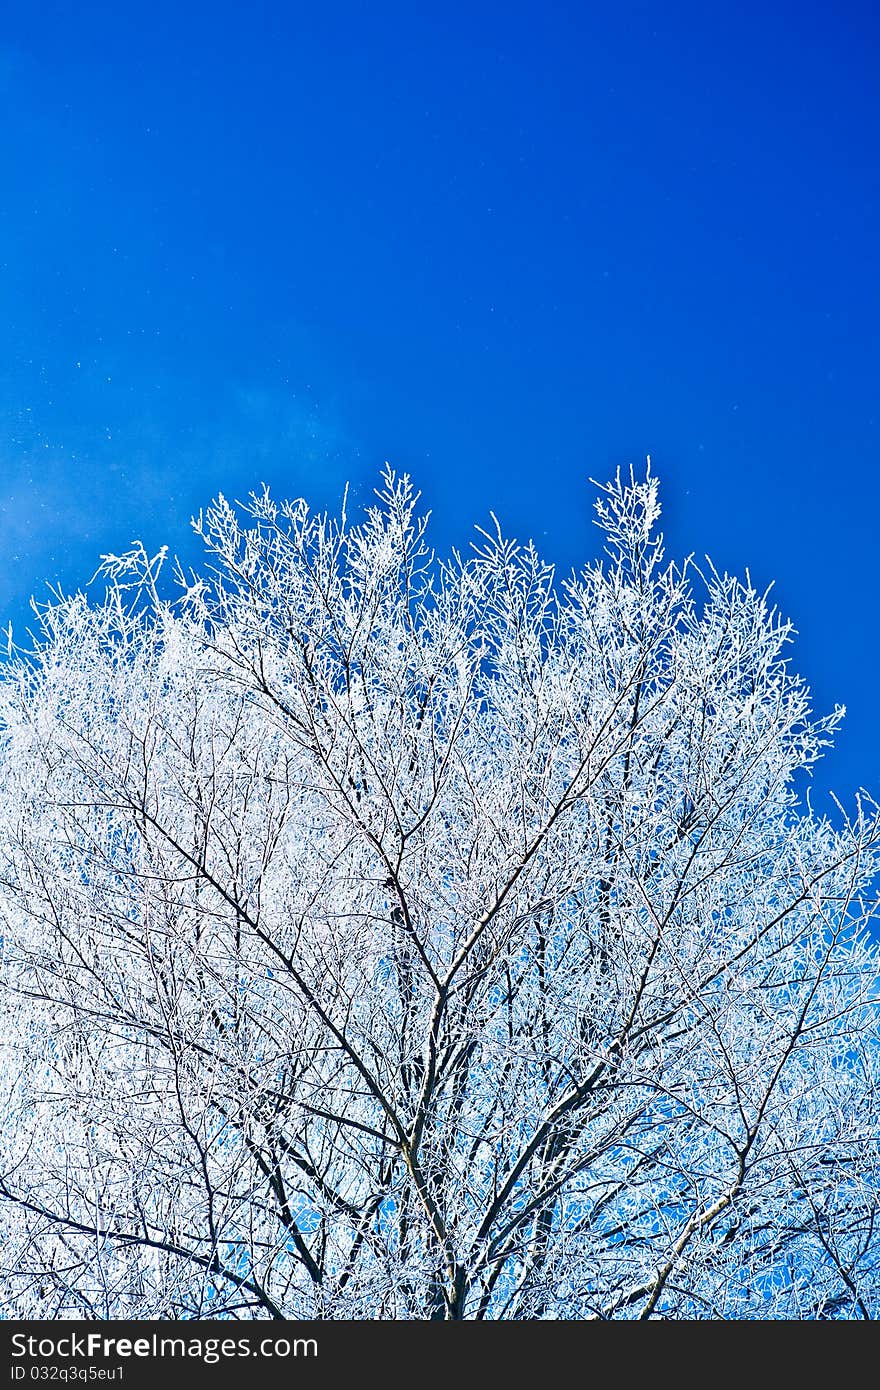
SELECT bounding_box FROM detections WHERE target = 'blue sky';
[1,1,878,808]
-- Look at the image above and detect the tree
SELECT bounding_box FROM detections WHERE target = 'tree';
[0,465,878,1320]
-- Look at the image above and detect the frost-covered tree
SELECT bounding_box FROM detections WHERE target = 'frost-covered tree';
[0,466,878,1320]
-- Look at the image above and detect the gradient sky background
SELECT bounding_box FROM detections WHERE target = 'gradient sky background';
[2,1,878,811]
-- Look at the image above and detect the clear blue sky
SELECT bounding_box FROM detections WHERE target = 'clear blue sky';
[1,1,878,808]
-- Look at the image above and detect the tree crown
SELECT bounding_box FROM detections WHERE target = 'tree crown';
[1,467,877,1319]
